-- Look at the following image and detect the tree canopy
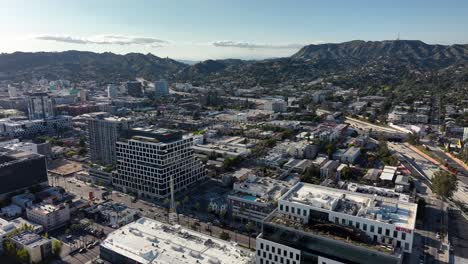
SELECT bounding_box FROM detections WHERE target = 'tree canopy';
[432,170,458,198]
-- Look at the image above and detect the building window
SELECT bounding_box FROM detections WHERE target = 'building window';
[385,229,390,236]
[286,206,289,212]
[261,243,264,250]
[363,223,367,231]
[297,208,301,215]
[378,227,382,234]
[370,225,374,232]
[404,243,409,250]
[342,219,346,225]
[272,246,275,253]
[393,230,397,238]
[266,245,269,251]
[296,254,299,260]
[335,217,339,224]
[356,222,360,229]
[303,210,307,216]
[349,220,353,226]
[278,248,281,254]
[280,204,283,211]
[291,207,295,214]
[402,232,406,240]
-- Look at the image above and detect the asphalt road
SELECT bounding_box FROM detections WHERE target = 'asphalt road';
[52,176,255,250]
[387,143,451,263]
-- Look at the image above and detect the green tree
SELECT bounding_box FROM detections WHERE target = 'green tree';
[325,143,335,158]
[182,196,190,209]
[407,132,420,145]
[43,232,49,239]
[219,231,230,241]
[52,240,62,256]
[16,248,30,264]
[432,170,458,198]
[79,136,87,147]
[301,165,321,184]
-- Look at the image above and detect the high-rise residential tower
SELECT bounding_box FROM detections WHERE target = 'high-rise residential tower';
[26,92,54,120]
[87,115,129,165]
[154,80,169,98]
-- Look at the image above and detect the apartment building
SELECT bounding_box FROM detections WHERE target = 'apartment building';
[87,115,129,165]
[228,174,297,227]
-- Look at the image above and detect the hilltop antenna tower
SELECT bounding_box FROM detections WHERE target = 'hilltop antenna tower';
[396,32,400,41]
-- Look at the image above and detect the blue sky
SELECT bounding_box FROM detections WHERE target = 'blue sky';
[1,0,467,60]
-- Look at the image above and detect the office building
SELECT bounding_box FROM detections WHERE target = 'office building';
[100,217,253,264]
[88,116,129,165]
[8,85,17,98]
[113,128,207,199]
[0,149,48,198]
[79,89,87,103]
[0,116,72,139]
[10,231,52,264]
[26,92,54,120]
[126,81,143,97]
[26,203,70,231]
[264,99,287,113]
[154,80,169,98]
[255,183,417,264]
[107,84,118,99]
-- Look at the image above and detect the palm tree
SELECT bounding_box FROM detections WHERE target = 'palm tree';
[245,221,253,249]
[182,196,190,210]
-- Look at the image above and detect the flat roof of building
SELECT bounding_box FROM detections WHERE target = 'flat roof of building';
[100,217,253,264]
[281,183,417,229]
[11,231,49,247]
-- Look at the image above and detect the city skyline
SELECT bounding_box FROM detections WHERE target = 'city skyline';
[1,0,468,60]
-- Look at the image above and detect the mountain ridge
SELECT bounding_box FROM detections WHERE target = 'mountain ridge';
[1,40,467,87]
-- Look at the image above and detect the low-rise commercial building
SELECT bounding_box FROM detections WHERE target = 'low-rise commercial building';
[10,231,52,264]
[100,217,253,264]
[26,203,70,231]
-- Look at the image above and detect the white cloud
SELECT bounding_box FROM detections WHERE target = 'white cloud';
[212,41,313,49]
[35,34,169,46]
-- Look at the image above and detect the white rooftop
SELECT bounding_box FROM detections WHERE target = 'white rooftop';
[281,183,417,229]
[100,218,253,264]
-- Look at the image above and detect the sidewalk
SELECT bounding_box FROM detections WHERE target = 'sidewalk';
[446,152,468,172]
